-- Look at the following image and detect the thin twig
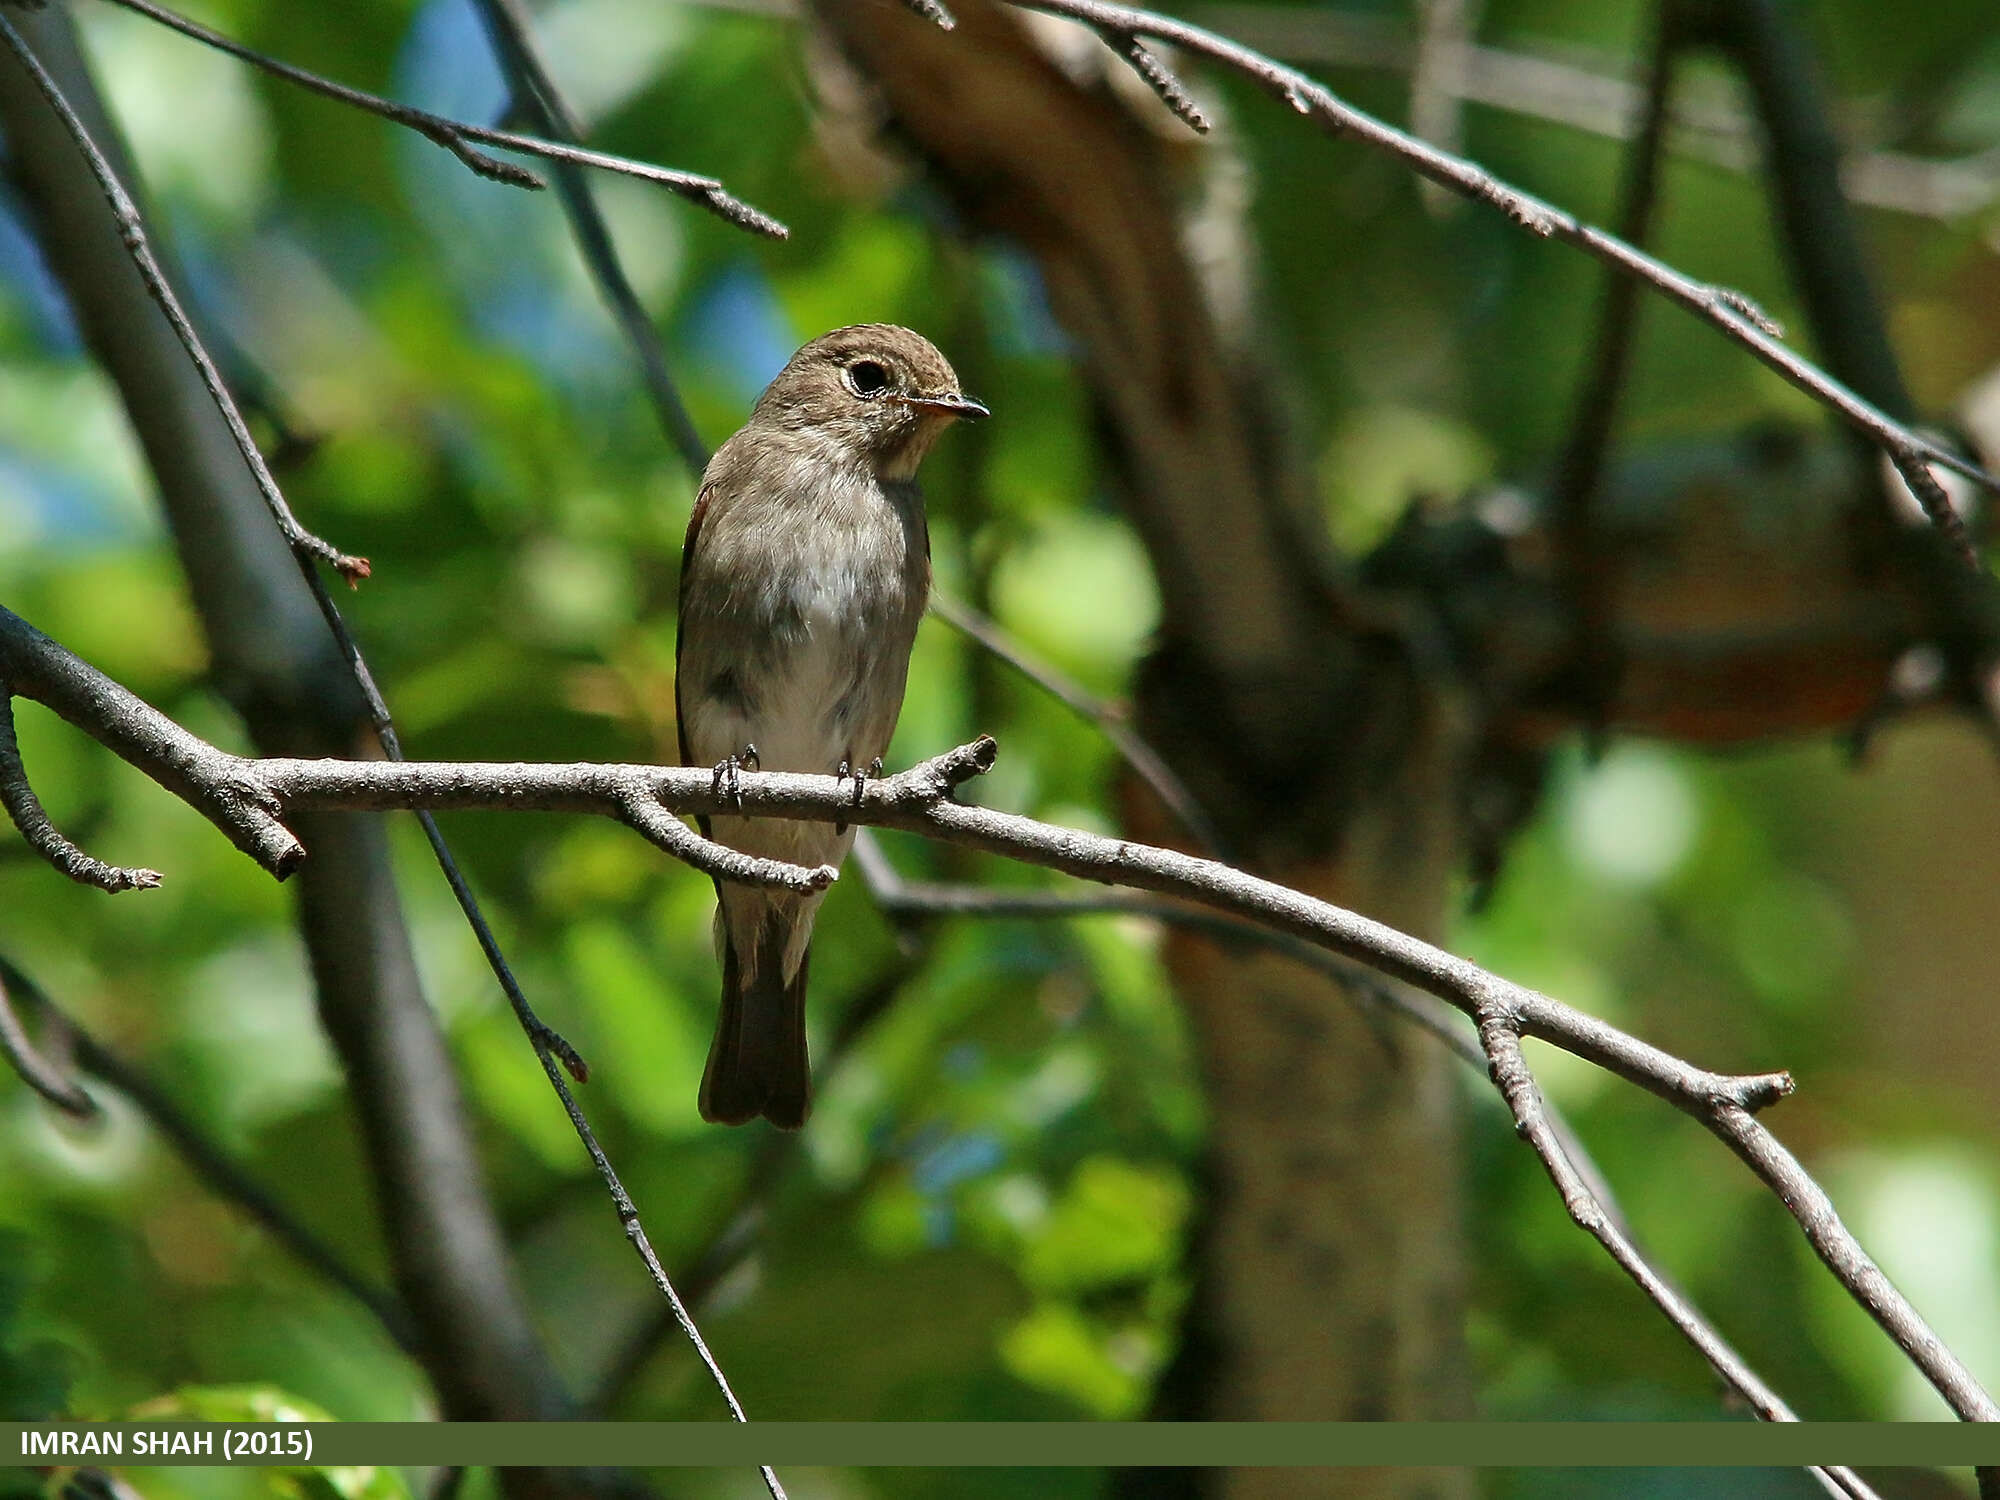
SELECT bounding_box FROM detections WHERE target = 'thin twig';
[587,950,923,1415]
[660,0,2000,231]
[0,685,161,892]
[0,956,97,1117]
[1476,1007,1876,1498]
[467,0,713,477]
[995,0,1998,559]
[0,10,367,582]
[0,954,416,1347]
[87,0,788,239]
[844,864,1883,1488]
[1547,2,1680,734]
[1115,34,1210,133]
[928,589,1229,858]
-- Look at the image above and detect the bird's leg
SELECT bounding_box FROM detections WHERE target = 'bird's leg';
[833,755,882,835]
[710,743,760,811]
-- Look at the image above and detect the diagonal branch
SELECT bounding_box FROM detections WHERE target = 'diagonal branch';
[928,590,1228,858]
[0,956,97,1117]
[849,870,1882,1499]
[85,0,787,238]
[975,0,1994,562]
[466,0,714,477]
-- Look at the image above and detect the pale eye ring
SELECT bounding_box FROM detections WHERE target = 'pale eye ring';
[844,360,891,398]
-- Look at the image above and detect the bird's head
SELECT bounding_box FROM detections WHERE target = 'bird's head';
[754,324,987,479]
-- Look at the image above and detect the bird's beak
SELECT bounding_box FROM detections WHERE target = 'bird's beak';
[903,392,990,421]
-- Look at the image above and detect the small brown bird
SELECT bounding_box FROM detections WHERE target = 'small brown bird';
[676,325,986,1128]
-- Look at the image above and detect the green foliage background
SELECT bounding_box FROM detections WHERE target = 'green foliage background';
[2,0,1999,1494]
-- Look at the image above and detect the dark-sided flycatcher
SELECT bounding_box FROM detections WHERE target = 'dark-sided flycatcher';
[677,325,986,1128]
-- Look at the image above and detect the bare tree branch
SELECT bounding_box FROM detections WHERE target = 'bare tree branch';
[0,8,368,582]
[466,0,714,477]
[3,602,1989,1424]
[681,0,2000,232]
[0,686,162,892]
[0,956,97,1117]
[0,614,304,876]
[988,0,1995,560]
[821,862,1882,1498]
[0,600,827,895]
[928,590,1229,858]
[84,0,788,238]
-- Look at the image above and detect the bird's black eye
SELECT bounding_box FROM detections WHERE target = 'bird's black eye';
[845,360,891,398]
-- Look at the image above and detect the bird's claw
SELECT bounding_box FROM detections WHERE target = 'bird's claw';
[711,743,760,811]
[834,756,882,834]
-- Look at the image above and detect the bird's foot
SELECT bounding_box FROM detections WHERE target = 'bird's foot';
[711,743,760,810]
[834,756,882,834]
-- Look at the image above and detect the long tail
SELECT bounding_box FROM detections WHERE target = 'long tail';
[699,917,811,1129]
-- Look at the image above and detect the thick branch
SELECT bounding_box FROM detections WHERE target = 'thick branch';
[0,609,302,876]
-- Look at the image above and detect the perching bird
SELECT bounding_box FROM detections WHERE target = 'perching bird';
[676,325,987,1128]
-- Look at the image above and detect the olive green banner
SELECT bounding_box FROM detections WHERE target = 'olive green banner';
[4,1422,1998,1470]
